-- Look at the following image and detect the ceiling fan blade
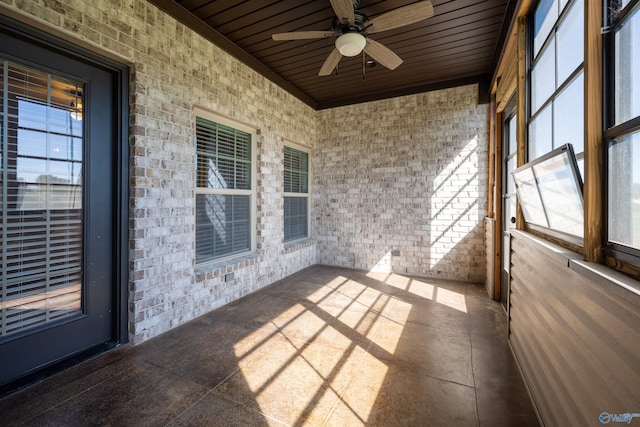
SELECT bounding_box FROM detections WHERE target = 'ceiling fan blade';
[319,48,343,76]
[364,38,403,70]
[272,31,335,41]
[366,1,434,34]
[330,0,355,25]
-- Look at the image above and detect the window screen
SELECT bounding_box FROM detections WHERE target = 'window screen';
[529,0,585,175]
[606,0,640,260]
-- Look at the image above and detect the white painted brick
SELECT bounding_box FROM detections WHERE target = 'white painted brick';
[315,86,488,282]
[7,0,489,344]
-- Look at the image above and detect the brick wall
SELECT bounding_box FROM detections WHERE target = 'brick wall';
[0,0,318,343]
[1,0,488,344]
[315,87,489,282]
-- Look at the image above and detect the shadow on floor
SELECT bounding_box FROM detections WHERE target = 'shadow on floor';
[0,265,538,426]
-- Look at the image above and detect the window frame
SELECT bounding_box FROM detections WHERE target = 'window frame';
[194,108,257,266]
[283,141,311,243]
[525,0,586,246]
[603,0,640,267]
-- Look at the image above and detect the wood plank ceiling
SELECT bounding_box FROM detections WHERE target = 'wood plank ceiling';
[149,0,514,109]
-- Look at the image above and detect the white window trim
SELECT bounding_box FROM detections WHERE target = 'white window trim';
[283,139,311,244]
[194,107,257,266]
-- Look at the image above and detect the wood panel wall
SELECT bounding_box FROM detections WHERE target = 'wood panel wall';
[509,230,640,427]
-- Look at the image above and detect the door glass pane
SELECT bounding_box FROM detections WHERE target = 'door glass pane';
[614,5,640,125]
[608,130,640,248]
[531,41,556,113]
[503,234,511,270]
[553,72,584,154]
[507,156,517,193]
[503,196,516,270]
[556,0,584,84]
[1,59,84,337]
[508,114,517,154]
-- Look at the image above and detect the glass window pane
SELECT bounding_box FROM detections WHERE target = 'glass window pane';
[195,194,250,262]
[284,146,309,242]
[553,72,584,155]
[195,116,253,264]
[559,0,570,13]
[513,167,548,227]
[284,146,309,194]
[608,130,640,249]
[534,0,559,56]
[556,0,584,84]
[284,196,308,241]
[614,5,640,125]
[533,152,584,237]
[529,105,553,160]
[531,41,556,113]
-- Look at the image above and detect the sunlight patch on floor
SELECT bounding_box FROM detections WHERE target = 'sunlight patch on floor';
[230,271,468,425]
[407,279,435,300]
[435,287,468,313]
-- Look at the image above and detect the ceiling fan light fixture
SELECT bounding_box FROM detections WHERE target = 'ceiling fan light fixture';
[335,32,366,57]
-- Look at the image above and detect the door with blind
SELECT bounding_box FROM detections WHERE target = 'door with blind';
[501,104,517,311]
[0,25,120,386]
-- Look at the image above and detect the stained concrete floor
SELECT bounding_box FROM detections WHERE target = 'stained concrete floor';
[0,265,539,426]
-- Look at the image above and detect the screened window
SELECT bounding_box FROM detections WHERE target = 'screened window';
[526,0,585,240]
[513,144,584,239]
[195,115,255,264]
[605,0,640,261]
[529,0,584,175]
[1,59,84,336]
[284,145,309,242]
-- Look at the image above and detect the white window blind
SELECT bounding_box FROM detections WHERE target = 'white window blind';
[284,146,309,242]
[1,59,84,337]
[195,116,253,263]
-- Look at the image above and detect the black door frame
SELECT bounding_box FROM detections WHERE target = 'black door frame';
[0,15,128,391]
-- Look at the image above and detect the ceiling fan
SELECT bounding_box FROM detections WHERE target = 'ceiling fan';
[271,0,435,76]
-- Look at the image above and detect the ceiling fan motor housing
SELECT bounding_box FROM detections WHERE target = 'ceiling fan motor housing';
[331,11,369,35]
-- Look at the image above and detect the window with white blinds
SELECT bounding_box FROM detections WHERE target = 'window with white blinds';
[195,115,255,264]
[284,145,309,242]
[1,59,84,337]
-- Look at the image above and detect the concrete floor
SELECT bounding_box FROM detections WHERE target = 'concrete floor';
[0,265,538,426]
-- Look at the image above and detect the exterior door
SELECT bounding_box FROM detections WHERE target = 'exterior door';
[0,25,120,386]
[501,106,517,310]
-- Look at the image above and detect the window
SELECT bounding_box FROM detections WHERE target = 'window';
[513,144,584,240]
[526,0,584,239]
[605,0,640,263]
[1,58,84,335]
[195,113,256,264]
[529,0,584,174]
[283,145,309,242]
